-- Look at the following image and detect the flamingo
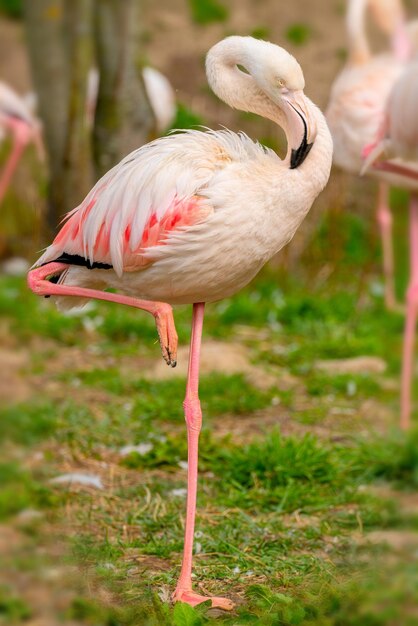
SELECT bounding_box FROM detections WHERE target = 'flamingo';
[86,66,176,133]
[27,36,332,609]
[0,81,44,206]
[326,0,411,310]
[362,61,418,430]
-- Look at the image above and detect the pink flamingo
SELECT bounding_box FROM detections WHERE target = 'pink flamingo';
[326,0,411,310]
[27,36,332,609]
[362,61,418,430]
[0,81,44,206]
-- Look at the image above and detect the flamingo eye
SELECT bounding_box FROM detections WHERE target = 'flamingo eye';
[278,78,286,88]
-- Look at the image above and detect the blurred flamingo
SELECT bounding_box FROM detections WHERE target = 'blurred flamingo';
[27,36,332,608]
[86,66,176,133]
[326,0,411,310]
[362,61,418,429]
[0,81,44,206]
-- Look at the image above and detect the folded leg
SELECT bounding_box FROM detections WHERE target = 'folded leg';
[27,262,178,366]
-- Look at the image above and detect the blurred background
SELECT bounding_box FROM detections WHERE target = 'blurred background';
[1,1,418,625]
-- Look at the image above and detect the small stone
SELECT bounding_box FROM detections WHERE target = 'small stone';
[119,443,154,457]
[170,488,187,498]
[49,473,104,490]
[1,257,30,276]
[16,509,43,524]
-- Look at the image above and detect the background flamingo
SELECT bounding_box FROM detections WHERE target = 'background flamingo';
[27,36,332,609]
[0,81,44,206]
[87,66,176,133]
[326,0,411,310]
[362,61,418,430]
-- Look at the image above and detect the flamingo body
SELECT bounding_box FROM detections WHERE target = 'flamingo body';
[0,81,44,206]
[28,36,332,609]
[0,81,38,129]
[326,0,414,311]
[36,125,330,305]
[142,66,176,133]
[327,55,403,174]
[363,62,418,430]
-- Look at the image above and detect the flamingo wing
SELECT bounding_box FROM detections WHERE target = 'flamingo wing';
[0,82,35,126]
[35,130,242,276]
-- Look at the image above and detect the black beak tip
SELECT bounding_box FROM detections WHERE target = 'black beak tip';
[290,141,313,169]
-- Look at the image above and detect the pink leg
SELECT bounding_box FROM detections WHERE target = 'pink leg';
[400,194,418,430]
[172,303,233,611]
[0,129,28,205]
[391,20,412,63]
[376,182,399,311]
[27,262,178,366]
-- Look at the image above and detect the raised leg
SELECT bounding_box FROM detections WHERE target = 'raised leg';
[172,303,233,611]
[27,262,178,366]
[376,182,399,312]
[400,194,418,430]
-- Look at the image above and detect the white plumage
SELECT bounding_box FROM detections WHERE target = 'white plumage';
[34,37,332,306]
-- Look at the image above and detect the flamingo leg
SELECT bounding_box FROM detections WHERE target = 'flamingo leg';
[400,194,418,430]
[376,182,399,311]
[172,303,234,611]
[0,123,30,205]
[27,262,178,366]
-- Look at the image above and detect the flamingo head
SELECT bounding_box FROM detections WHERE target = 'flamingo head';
[243,39,318,168]
[207,36,318,168]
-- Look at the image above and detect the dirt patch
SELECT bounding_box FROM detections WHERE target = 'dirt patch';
[364,530,418,551]
[316,356,387,375]
[0,524,24,553]
[0,347,32,404]
[149,339,281,390]
[365,485,418,515]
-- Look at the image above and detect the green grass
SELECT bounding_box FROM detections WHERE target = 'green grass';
[285,23,312,46]
[250,26,271,40]
[0,0,22,19]
[0,587,31,623]
[188,0,228,25]
[170,104,205,131]
[0,462,57,520]
[1,189,417,623]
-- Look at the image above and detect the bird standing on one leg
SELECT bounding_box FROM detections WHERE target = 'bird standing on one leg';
[28,36,333,609]
[326,0,411,311]
[362,61,418,430]
[0,82,44,206]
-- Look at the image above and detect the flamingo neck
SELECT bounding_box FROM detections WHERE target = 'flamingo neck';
[347,0,370,65]
[290,99,333,194]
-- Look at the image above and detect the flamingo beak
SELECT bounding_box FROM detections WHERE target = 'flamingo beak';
[282,91,317,169]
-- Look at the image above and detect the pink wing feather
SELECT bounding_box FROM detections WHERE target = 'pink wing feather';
[35,131,227,276]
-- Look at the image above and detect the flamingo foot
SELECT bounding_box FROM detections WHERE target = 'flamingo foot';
[172,588,234,611]
[155,304,178,367]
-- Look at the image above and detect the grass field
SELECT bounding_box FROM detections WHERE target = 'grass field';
[1,190,418,625]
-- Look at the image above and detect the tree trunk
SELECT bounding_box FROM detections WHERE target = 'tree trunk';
[62,0,94,212]
[24,0,151,232]
[23,0,69,232]
[92,0,153,178]
[24,0,94,233]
